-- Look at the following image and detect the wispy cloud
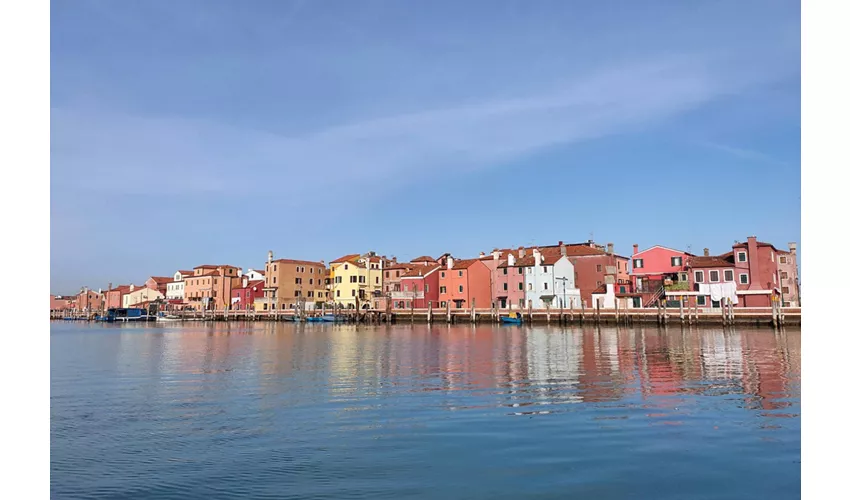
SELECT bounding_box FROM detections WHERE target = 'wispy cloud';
[698,141,791,166]
[52,56,766,203]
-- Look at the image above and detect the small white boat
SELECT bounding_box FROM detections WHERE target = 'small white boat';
[156,315,183,322]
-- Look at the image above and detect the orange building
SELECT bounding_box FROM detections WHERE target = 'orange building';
[263,253,327,310]
[183,264,240,310]
[437,256,492,309]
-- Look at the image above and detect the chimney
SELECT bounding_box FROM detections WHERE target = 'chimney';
[704,248,710,257]
[560,241,567,257]
[789,242,797,255]
[492,250,502,261]
[518,246,526,258]
[392,256,397,264]
[447,256,454,269]
[479,252,486,258]
[242,276,248,288]
[507,254,516,266]
[633,244,639,255]
[130,284,135,292]
[533,248,542,266]
[607,243,614,255]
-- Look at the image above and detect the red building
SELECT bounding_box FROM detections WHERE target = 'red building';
[438,257,492,309]
[731,236,782,307]
[397,264,441,308]
[230,277,265,310]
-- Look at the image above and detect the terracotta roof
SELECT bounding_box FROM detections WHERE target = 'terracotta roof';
[149,276,174,284]
[732,240,778,250]
[107,284,135,293]
[194,264,234,269]
[178,270,194,275]
[442,259,482,270]
[330,253,361,264]
[401,263,441,278]
[186,271,221,278]
[234,279,265,291]
[688,255,734,269]
[385,263,414,271]
[591,284,608,294]
[411,255,436,263]
[270,258,325,267]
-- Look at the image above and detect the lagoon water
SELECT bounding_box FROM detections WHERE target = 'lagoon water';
[51,322,801,499]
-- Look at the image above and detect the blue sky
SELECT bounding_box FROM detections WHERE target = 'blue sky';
[50,0,800,294]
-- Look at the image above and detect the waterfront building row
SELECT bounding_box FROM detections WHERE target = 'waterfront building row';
[50,235,799,313]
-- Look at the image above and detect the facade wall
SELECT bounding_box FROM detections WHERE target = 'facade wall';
[630,246,689,287]
[166,281,185,300]
[525,256,581,309]
[438,260,491,309]
[494,265,525,309]
[777,249,800,306]
[571,255,626,307]
[75,289,105,312]
[264,260,327,310]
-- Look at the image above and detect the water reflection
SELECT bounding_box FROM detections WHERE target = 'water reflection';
[51,322,801,499]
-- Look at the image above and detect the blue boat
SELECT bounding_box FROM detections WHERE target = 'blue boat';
[499,312,523,325]
[305,315,336,323]
[100,308,155,322]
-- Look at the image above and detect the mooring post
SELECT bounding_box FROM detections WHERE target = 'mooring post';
[546,303,551,324]
[615,298,620,324]
[729,298,735,326]
[471,298,476,325]
[580,300,585,324]
[427,301,433,324]
[446,300,451,324]
[679,300,684,325]
[596,298,601,324]
[570,300,575,324]
[527,300,532,325]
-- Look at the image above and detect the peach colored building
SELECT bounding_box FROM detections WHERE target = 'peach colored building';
[184,264,241,310]
[263,253,327,310]
[777,243,800,306]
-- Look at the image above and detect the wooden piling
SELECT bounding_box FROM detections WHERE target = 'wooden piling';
[679,300,684,325]
[427,301,433,324]
[446,300,451,324]
[471,299,476,325]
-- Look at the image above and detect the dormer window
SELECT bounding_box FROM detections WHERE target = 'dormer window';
[737,252,747,263]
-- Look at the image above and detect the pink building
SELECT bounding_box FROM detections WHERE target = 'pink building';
[75,288,105,312]
[438,257,491,309]
[397,264,441,308]
[495,253,525,308]
[145,276,174,295]
[105,284,135,309]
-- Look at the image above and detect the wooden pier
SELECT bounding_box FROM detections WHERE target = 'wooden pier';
[52,305,801,327]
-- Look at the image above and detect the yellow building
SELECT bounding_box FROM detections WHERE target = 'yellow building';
[329,252,387,309]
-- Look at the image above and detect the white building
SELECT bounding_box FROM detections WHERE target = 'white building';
[242,268,265,282]
[166,270,193,301]
[522,248,582,309]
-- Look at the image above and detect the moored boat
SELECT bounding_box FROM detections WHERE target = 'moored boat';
[499,312,523,325]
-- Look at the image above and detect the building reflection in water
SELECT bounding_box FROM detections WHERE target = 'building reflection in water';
[151,323,799,422]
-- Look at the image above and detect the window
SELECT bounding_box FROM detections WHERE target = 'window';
[781,271,788,280]
[359,276,365,283]
[782,286,790,294]
[385,271,390,278]
[503,283,508,291]
[273,265,277,271]
[458,285,463,293]
[544,283,549,290]
[502,268,507,275]
[597,281,602,286]
[697,296,707,306]
[724,270,734,282]
[543,266,548,273]
[344,264,349,270]
[439,286,447,294]
[395,271,400,277]
[619,285,626,294]
[671,256,682,267]
[441,272,445,278]
[518,283,523,290]
[709,270,720,282]
[771,251,775,262]
[376,277,379,284]
[633,258,644,269]
[737,252,747,263]
[739,273,749,285]
[425,285,429,293]
[273,277,277,284]
[596,264,602,273]
[336,290,340,297]
[295,278,302,284]
[528,283,533,291]
[295,290,301,297]
[780,256,787,264]
[310,268,314,274]
[440,301,447,308]
[517,268,522,275]
[351,290,356,296]
[458,271,463,277]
